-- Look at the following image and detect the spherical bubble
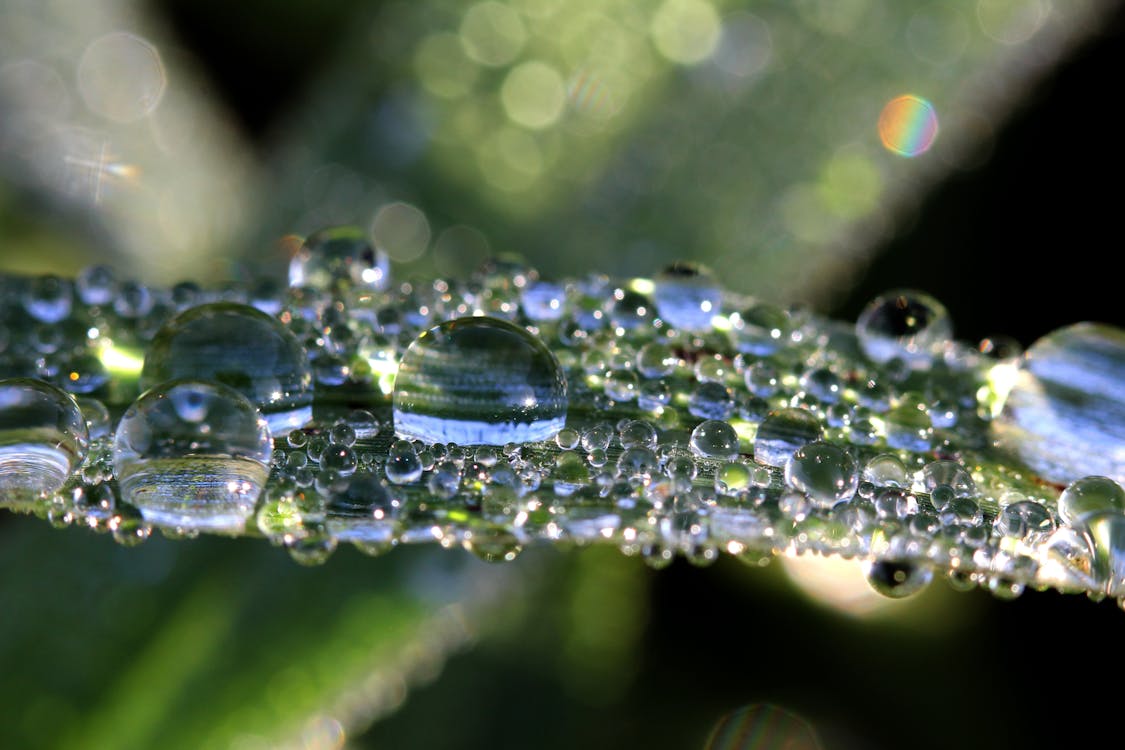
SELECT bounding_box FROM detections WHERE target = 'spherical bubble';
[113,379,272,532]
[878,95,938,157]
[393,316,567,445]
[754,408,822,468]
[141,303,313,436]
[0,378,89,498]
[652,261,721,333]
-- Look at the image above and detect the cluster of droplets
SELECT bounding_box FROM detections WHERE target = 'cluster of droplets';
[3,226,1125,605]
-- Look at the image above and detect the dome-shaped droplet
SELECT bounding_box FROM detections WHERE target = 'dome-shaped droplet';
[1082,510,1125,596]
[733,303,790,356]
[1058,476,1125,526]
[864,559,933,598]
[652,261,721,333]
[863,453,909,488]
[690,419,739,460]
[393,316,567,445]
[856,290,951,369]
[141,303,313,435]
[113,379,272,531]
[784,440,858,508]
[994,323,1125,485]
[754,408,822,467]
[325,472,399,543]
[0,378,89,498]
[918,460,977,499]
[288,226,390,293]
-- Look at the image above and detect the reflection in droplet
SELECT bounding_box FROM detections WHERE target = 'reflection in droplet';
[393,317,568,445]
[113,379,272,532]
[705,703,823,750]
[856,289,951,368]
[77,32,166,123]
[142,303,313,435]
[0,378,89,498]
[994,323,1125,485]
[878,95,939,157]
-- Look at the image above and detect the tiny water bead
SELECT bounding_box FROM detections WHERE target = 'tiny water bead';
[855,289,951,369]
[0,378,89,498]
[994,323,1125,485]
[393,316,568,445]
[113,379,272,532]
[784,441,858,508]
[864,559,934,598]
[288,225,390,293]
[142,303,313,435]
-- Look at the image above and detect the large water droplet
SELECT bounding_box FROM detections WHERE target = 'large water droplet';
[142,303,313,435]
[994,323,1125,485]
[864,559,933,598]
[690,419,739,460]
[288,225,390,293]
[651,261,721,333]
[393,316,567,445]
[113,379,272,531]
[1058,476,1125,526]
[0,378,89,498]
[1082,510,1125,596]
[856,289,951,368]
[754,408,822,467]
[784,440,858,508]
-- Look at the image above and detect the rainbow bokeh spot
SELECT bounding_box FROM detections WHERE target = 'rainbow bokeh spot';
[878,94,939,157]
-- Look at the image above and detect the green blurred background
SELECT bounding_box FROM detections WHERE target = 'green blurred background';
[2,0,1124,747]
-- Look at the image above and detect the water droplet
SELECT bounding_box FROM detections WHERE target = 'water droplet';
[863,453,909,488]
[733,303,790,355]
[995,323,1125,485]
[651,262,721,332]
[385,439,423,484]
[618,419,657,449]
[0,378,89,499]
[883,403,932,452]
[799,367,842,404]
[637,342,677,378]
[689,381,734,420]
[856,290,951,368]
[142,303,312,435]
[464,528,523,562]
[22,275,73,323]
[393,317,567,445]
[520,281,566,322]
[325,472,399,543]
[604,369,639,402]
[1082,510,1125,596]
[744,361,779,398]
[289,226,390,293]
[690,419,740,460]
[76,265,118,306]
[918,460,977,498]
[784,440,858,508]
[754,408,822,467]
[994,500,1055,542]
[864,559,933,598]
[113,379,272,531]
[1058,476,1125,526]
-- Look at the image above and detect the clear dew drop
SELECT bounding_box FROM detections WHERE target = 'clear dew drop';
[995,323,1125,485]
[1058,476,1125,527]
[141,303,313,436]
[864,558,933,598]
[689,381,735,420]
[784,440,858,508]
[385,439,423,485]
[113,379,272,532]
[918,460,977,498]
[393,316,567,446]
[288,225,390,293]
[651,261,721,333]
[733,303,790,356]
[690,419,740,460]
[863,453,909,488]
[856,289,951,369]
[0,378,89,499]
[753,407,822,467]
[325,472,399,543]
[1081,510,1125,596]
[994,500,1055,542]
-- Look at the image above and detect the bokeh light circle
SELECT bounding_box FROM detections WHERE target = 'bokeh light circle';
[877,94,938,157]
